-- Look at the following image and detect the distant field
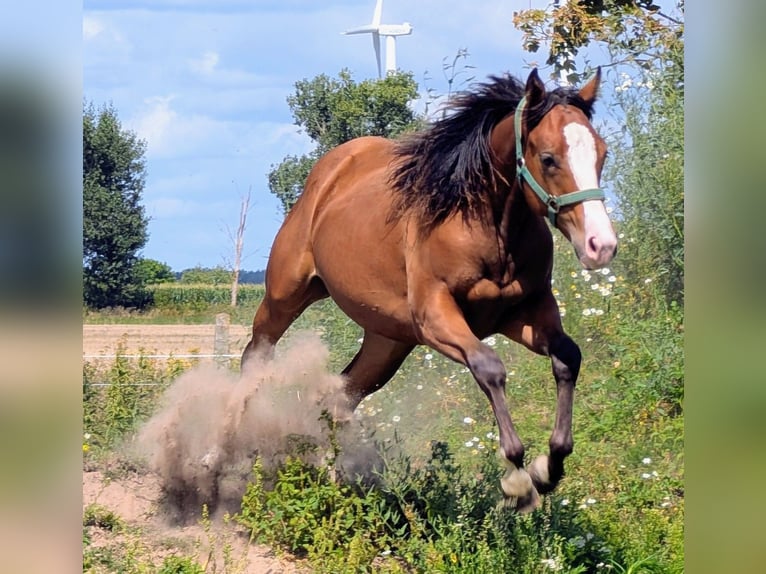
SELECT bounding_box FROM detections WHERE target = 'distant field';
[82,323,251,357]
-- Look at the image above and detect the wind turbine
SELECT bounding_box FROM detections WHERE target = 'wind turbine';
[343,0,412,78]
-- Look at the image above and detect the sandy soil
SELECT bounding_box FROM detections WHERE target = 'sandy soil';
[83,469,307,573]
[82,323,251,357]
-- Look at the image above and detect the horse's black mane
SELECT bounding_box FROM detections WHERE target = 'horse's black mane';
[390,73,594,228]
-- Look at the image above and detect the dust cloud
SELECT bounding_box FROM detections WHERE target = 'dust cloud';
[135,333,379,523]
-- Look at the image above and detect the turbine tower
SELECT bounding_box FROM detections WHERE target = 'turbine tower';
[343,0,412,78]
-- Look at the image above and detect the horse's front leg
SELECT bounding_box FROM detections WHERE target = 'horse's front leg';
[410,285,539,512]
[500,293,581,495]
[532,332,580,493]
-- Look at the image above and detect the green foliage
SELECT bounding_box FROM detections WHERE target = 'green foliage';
[268,152,318,214]
[270,69,421,214]
[83,503,124,532]
[179,265,232,285]
[289,69,420,153]
[149,283,265,311]
[513,1,683,82]
[82,346,189,458]
[157,556,205,574]
[236,425,681,573]
[134,258,175,285]
[83,102,150,309]
[608,49,684,306]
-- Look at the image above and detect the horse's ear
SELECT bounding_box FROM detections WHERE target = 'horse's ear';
[578,67,601,106]
[524,68,545,106]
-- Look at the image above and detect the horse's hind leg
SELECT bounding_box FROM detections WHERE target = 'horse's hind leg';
[241,257,328,370]
[341,331,413,410]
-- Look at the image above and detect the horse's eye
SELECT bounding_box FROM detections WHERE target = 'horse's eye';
[540,153,557,169]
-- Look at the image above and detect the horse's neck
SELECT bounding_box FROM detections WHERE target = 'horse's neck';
[488,114,529,241]
[496,179,534,246]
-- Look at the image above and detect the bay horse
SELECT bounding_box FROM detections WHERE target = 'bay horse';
[242,68,617,512]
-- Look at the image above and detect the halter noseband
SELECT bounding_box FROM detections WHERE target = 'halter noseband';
[514,96,605,226]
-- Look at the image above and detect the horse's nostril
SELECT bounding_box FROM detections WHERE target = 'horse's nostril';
[587,236,599,255]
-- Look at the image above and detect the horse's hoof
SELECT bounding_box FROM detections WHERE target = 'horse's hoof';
[499,466,540,512]
[500,466,532,497]
[499,487,540,514]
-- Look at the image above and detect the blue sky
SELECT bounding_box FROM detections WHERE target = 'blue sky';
[83,0,608,272]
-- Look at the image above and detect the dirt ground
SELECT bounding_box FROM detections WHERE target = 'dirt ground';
[83,469,307,573]
[83,324,310,572]
[82,323,252,357]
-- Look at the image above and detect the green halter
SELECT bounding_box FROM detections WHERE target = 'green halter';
[514,96,605,226]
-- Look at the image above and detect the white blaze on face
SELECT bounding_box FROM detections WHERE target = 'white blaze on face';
[563,122,617,267]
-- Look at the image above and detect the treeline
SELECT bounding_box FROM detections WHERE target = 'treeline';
[171,266,265,285]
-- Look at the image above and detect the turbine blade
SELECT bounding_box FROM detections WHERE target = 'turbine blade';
[343,25,377,35]
[372,0,382,26]
[373,32,382,78]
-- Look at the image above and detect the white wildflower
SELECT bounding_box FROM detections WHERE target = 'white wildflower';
[540,557,562,571]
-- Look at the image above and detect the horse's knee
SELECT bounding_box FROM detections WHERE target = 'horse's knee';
[467,346,506,390]
[549,334,581,381]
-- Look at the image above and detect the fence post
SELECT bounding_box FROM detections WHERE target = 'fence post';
[214,313,231,366]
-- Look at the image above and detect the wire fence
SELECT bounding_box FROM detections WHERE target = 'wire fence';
[83,313,242,386]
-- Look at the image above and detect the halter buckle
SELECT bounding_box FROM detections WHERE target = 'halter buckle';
[546,196,561,213]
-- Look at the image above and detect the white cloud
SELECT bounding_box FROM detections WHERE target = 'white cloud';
[189,50,220,75]
[130,96,178,155]
[82,16,104,40]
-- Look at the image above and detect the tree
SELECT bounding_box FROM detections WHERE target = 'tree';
[226,189,251,307]
[513,0,683,84]
[134,258,175,285]
[83,103,149,309]
[270,69,421,214]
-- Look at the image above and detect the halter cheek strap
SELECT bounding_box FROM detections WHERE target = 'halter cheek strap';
[514,96,605,226]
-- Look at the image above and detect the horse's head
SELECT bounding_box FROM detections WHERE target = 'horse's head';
[516,69,617,270]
